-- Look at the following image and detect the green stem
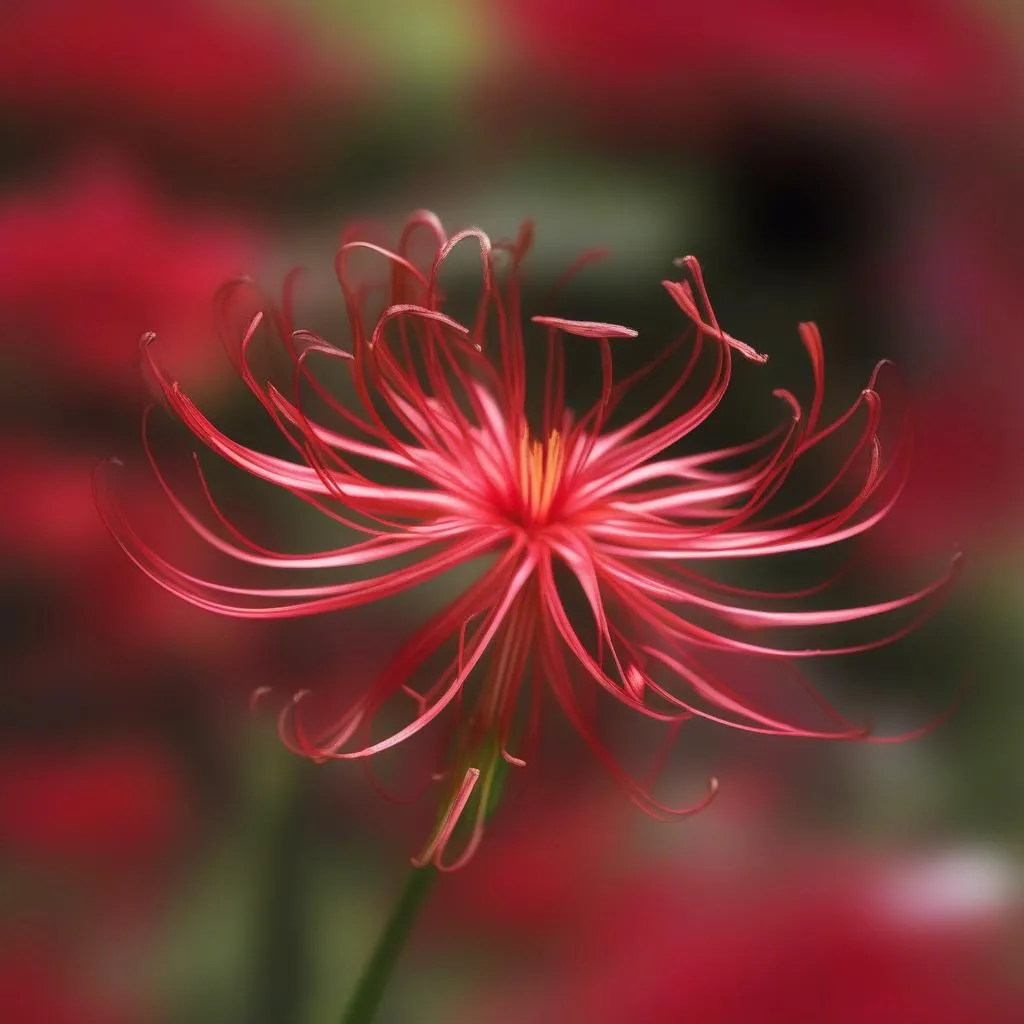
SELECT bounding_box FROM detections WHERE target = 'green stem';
[341,865,437,1024]
[247,733,314,1024]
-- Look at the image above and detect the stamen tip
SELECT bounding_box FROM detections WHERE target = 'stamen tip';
[772,388,801,418]
[249,686,272,712]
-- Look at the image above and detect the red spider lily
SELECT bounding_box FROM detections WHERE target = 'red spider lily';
[0,935,137,1024]
[99,211,955,868]
[2,440,248,688]
[0,0,357,181]
[875,169,1024,557]
[0,742,187,867]
[0,161,258,397]
[456,845,1023,1023]
[494,0,1020,139]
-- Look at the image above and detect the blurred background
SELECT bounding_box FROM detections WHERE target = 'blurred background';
[1,1,1022,1021]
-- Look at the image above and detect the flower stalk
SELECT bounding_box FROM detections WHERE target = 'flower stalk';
[340,865,437,1024]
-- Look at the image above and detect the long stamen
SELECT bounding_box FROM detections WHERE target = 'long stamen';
[516,427,565,526]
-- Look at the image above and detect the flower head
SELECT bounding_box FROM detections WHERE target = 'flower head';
[99,211,955,867]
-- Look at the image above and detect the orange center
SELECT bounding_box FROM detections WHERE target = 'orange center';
[515,428,565,528]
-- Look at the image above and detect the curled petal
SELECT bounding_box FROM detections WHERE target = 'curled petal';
[531,315,638,339]
[412,767,484,872]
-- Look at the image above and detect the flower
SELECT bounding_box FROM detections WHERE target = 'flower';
[2,440,248,689]
[0,741,188,868]
[99,211,955,867]
[454,843,1024,1023]
[0,0,357,182]
[875,167,1024,557]
[492,0,1020,140]
[0,160,259,398]
[0,934,138,1024]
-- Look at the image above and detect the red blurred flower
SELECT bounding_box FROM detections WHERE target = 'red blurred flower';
[877,168,1024,556]
[100,211,953,866]
[459,848,1023,1023]
[0,936,137,1024]
[0,0,356,180]
[0,162,259,398]
[0,742,187,867]
[495,0,1020,138]
[2,440,249,688]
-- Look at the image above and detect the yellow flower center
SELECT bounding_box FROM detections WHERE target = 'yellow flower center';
[516,427,565,527]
